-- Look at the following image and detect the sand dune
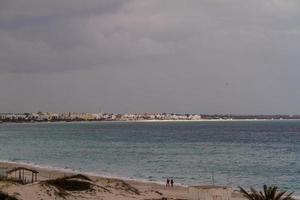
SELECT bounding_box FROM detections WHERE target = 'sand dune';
[0,162,188,200]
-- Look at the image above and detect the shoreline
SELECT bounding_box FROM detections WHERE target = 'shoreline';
[1,161,299,200]
[0,161,188,200]
[0,160,181,187]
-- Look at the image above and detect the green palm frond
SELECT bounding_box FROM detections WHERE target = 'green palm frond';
[239,185,294,200]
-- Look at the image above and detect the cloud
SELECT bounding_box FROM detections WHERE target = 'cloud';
[0,0,300,113]
[0,0,299,73]
[0,0,127,23]
[0,0,132,73]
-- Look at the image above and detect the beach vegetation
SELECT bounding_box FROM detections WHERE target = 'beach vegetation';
[0,178,22,186]
[45,174,94,192]
[0,190,18,200]
[44,174,95,198]
[239,185,294,200]
[106,179,140,195]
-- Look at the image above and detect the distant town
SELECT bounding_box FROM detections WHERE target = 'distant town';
[0,112,300,123]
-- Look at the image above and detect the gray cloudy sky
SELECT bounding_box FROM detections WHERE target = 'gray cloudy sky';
[0,0,300,114]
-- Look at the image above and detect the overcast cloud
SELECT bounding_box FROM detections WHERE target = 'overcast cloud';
[0,0,300,114]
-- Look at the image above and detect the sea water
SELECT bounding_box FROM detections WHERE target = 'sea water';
[0,121,299,193]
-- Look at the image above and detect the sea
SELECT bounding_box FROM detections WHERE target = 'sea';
[0,121,299,194]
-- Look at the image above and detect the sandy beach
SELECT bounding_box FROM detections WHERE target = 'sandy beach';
[0,161,189,200]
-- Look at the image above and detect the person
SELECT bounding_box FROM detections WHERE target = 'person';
[166,178,170,187]
[170,178,174,187]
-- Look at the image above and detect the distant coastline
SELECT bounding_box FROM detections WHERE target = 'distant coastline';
[1,112,300,123]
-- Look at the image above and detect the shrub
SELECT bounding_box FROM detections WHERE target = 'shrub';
[0,191,18,200]
[45,174,94,192]
[239,185,294,200]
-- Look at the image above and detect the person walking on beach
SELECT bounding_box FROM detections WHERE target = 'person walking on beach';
[166,178,170,187]
[170,178,174,187]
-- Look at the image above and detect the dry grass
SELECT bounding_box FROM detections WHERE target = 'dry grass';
[106,179,140,195]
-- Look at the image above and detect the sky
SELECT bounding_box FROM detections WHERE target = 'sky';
[0,0,300,114]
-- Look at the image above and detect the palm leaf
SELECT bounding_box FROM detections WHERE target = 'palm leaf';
[239,185,294,200]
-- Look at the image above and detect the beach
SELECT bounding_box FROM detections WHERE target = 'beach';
[0,121,299,192]
[0,161,189,200]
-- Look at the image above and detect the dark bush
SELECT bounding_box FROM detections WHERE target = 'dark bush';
[0,191,18,200]
[45,174,94,192]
